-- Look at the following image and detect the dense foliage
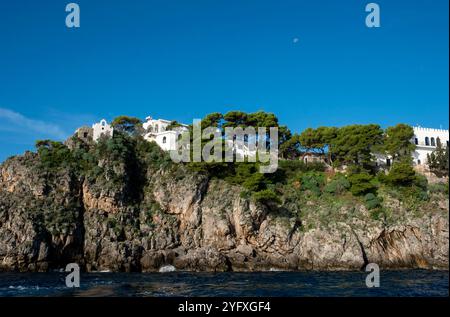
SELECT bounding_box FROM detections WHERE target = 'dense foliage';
[382,124,415,163]
[34,112,447,214]
[111,116,143,136]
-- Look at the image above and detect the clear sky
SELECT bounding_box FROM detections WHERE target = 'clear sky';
[0,0,448,162]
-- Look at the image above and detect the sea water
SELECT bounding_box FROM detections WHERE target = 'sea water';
[0,270,447,297]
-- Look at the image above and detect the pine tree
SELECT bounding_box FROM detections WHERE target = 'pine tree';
[427,139,449,177]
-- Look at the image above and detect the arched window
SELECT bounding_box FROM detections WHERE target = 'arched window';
[414,138,418,145]
[162,136,166,144]
[155,124,159,133]
[431,137,436,146]
[436,137,441,146]
[425,137,430,146]
[418,159,421,165]
[178,134,182,140]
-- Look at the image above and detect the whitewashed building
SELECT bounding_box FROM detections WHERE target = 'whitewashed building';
[142,116,189,151]
[376,126,449,168]
[92,119,114,142]
[412,126,449,165]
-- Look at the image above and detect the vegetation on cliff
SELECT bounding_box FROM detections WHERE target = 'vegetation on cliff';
[0,111,447,272]
[180,112,448,220]
[33,111,448,221]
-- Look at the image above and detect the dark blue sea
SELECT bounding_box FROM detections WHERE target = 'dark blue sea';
[0,270,448,297]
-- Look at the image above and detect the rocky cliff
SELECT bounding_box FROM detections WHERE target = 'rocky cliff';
[0,145,448,272]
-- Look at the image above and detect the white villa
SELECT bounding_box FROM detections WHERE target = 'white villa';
[412,126,449,165]
[375,126,449,168]
[142,116,189,151]
[88,117,188,151]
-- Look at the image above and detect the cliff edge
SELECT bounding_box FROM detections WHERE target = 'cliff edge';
[0,135,448,272]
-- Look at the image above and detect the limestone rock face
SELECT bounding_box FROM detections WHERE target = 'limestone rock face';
[0,153,448,272]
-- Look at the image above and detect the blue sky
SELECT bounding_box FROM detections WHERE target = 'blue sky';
[0,0,448,161]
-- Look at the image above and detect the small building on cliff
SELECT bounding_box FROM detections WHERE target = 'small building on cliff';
[92,119,114,142]
[142,116,189,151]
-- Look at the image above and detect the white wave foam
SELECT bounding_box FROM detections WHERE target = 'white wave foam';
[159,265,176,273]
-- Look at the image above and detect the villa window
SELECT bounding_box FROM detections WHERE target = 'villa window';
[386,158,391,167]
[431,137,436,146]
[418,159,421,165]
[425,137,430,146]
[436,137,441,146]
[155,124,159,133]
[414,138,418,145]
[83,132,88,138]
[162,136,166,144]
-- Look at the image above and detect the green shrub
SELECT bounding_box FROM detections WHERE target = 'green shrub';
[376,171,387,183]
[240,189,251,199]
[242,173,267,191]
[428,182,449,195]
[381,163,430,203]
[95,133,133,161]
[384,161,416,186]
[413,174,428,190]
[348,172,377,196]
[36,140,76,171]
[406,186,429,201]
[370,208,385,221]
[279,160,325,181]
[253,189,281,205]
[279,160,325,172]
[324,174,350,195]
[415,188,429,201]
[232,163,257,183]
[137,138,172,169]
[299,171,325,196]
[364,193,382,210]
